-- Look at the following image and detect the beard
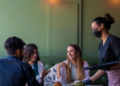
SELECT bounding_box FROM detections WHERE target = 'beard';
[19,51,24,60]
[19,55,24,60]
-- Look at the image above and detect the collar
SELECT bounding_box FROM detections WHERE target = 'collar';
[7,55,21,61]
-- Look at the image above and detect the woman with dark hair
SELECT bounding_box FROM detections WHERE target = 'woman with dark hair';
[83,13,120,86]
[24,44,45,83]
[56,44,90,85]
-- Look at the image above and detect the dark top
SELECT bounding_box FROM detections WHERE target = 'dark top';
[0,55,42,86]
[33,61,38,77]
[98,34,120,64]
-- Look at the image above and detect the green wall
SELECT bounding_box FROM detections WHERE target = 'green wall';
[82,0,120,57]
[0,0,49,57]
[0,0,120,58]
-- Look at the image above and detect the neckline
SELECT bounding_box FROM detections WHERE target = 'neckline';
[7,55,23,61]
[102,34,111,47]
[70,63,77,68]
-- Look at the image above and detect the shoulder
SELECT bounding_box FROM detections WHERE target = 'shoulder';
[0,58,7,62]
[0,58,6,60]
[83,60,89,67]
[37,60,42,63]
[37,60,44,66]
[13,61,33,73]
[22,62,35,75]
[63,60,67,63]
[22,61,31,68]
[109,35,120,42]
[109,35,120,45]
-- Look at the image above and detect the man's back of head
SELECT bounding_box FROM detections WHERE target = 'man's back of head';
[0,36,27,86]
[4,36,26,60]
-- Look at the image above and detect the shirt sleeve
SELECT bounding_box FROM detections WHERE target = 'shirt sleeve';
[83,61,90,80]
[36,62,44,82]
[25,64,42,86]
[55,66,67,85]
[110,37,120,60]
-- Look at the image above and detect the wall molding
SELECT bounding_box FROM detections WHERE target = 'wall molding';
[47,0,82,56]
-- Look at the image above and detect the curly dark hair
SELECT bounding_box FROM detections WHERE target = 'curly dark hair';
[23,44,40,62]
[4,36,26,55]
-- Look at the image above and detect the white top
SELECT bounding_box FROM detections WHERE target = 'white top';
[55,60,90,85]
[31,61,44,82]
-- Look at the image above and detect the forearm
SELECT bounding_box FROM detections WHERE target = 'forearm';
[56,66,61,79]
[90,70,105,82]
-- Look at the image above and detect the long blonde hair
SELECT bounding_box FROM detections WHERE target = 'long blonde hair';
[66,44,85,83]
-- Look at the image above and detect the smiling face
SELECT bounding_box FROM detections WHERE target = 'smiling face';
[30,49,38,62]
[67,46,77,60]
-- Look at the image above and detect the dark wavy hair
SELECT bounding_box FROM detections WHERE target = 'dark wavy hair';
[4,36,26,55]
[92,13,115,30]
[23,44,40,62]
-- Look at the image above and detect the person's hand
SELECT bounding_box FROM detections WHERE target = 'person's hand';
[83,79,92,85]
[40,69,51,78]
[70,82,74,84]
[57,62,67,69]
[54,81,62,86]
[54,81,61,84]
[25,83,28,86]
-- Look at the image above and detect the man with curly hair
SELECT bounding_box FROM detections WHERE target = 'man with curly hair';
[0,36,43,86]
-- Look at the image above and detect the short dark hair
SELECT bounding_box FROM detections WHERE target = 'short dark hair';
[23,44,40,62]
[4,36,26,55]
[92,13,115,30]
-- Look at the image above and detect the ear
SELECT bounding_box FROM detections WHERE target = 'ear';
[16,49,20,56]
[100,23,104,29]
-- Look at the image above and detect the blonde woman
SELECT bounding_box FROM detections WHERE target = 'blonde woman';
[56,44,90,85]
